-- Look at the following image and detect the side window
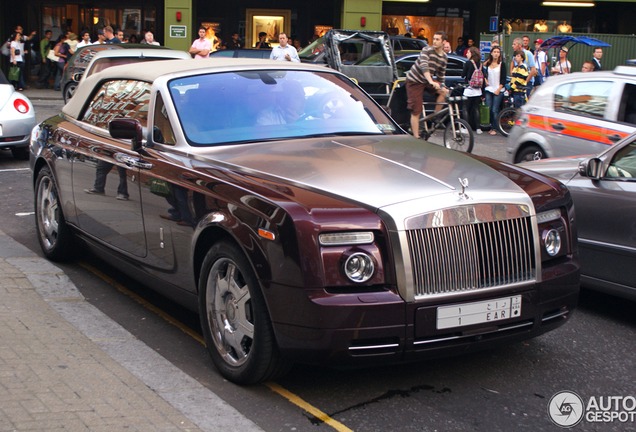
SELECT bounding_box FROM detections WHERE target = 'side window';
[606,141,636,179]
[446,59,464,77]
[554,81,613,119]
[83,80,152,130]
[397,58,416,77]
[153,93,176,145]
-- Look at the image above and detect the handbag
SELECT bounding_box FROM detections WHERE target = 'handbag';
[0,41,9,56]
[47,49,60,62]
[149,178,173,197]
[8,66,19,82]
[479,100,490,126]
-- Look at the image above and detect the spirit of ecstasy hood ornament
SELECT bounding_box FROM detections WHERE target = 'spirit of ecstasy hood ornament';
[458,177,469,199]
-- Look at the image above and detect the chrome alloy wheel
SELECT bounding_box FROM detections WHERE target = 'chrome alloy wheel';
[205,258,254,366]
[37,175,60,251]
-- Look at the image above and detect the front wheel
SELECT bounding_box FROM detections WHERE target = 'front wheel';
[198,241,291,384]
[35,167,73,261]
[63,82,77,104]
[443,118,474,153]
[496,107,518,137]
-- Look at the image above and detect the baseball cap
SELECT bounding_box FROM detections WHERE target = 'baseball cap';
[534,39,543,44]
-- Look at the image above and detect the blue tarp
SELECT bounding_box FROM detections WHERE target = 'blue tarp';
[539,36,611,51]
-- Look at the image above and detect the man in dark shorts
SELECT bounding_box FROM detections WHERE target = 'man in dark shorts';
[405,31,449,139]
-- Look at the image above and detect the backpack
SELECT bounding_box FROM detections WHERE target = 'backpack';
[469,60,484,89]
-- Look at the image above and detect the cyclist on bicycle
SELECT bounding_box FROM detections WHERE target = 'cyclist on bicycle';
[510,51,529,109]
[405,31,449,139]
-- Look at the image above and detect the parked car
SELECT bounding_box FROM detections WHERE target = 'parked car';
[519,132,636,301]
[61,44,183,103]
[30,58,580,384]
[508,66,636,163]
[0,69,36,159]
[209,49,271,59]
[356,50,468,88]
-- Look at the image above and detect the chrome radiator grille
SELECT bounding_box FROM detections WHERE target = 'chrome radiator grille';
[406,217,536,297]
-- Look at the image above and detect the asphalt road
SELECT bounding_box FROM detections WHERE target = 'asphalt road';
[0,97,634,431]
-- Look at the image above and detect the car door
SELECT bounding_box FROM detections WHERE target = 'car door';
[71,79,150,257]
[548,79,628,157]
[566,138,636,289]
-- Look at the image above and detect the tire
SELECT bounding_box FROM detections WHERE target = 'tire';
[496,107,518,137]
[198,241,291,384]
[443,118,474,153]
[63,82,77,104]
[11,146,29,160]
[514,144,544,163]
[35,167,73,261]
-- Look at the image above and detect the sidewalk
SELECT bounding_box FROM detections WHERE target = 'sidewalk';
[21,86,64,102]
[0,229,263,431]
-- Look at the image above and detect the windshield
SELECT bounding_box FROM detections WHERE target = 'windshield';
[298,37,324,61]
[169,69,400,146]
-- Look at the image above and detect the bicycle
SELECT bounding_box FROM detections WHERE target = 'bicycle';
[387,80,474,153]
[496,88,526,137]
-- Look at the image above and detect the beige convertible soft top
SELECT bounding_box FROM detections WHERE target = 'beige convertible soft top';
[62,57,337,119]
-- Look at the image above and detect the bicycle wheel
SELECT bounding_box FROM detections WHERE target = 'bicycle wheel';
[443,119,474,153]
[497,107,518,137]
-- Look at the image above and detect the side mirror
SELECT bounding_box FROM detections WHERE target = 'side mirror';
[579,157,603,180]
[109,118,143,151]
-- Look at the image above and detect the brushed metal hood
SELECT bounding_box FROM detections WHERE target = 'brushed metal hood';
[192,135,533,229]
[517,157,584,185]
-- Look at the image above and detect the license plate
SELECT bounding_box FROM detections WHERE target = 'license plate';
[436,295,521,330]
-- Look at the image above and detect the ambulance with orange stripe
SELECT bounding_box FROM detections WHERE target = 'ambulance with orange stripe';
[508,66,636,163]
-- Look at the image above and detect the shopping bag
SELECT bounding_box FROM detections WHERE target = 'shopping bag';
[47,49,60,63]
[8,66,19,82]
[479,100,490,126]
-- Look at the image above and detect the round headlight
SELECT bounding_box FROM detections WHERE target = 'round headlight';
[344,252,375,283]
[543,229,561,256]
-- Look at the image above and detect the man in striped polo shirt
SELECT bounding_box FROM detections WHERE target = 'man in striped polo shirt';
[406,31,449,139]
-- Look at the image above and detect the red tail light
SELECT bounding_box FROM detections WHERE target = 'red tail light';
[14,99,29,114]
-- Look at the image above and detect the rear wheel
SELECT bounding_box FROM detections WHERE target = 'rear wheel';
[198,241,290,384]
[515,144,544,163]
[443,118,474,153]
[496,107,518,137]
[35,167,73,261]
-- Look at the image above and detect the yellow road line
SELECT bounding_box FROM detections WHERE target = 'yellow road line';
[78,261,205,345]
[265,382,354,432]
[81,261,354,432]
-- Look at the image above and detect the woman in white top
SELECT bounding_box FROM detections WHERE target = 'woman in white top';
[76,31,92,48]
[482,46,507,135]
[551,47,571,75]
[9,32,26,90]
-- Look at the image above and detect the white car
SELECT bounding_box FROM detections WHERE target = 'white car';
[508,65,636,163]
[0,69,36,159]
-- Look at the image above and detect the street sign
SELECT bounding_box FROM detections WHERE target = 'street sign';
[490,17,498,33]
[170,25,187,38]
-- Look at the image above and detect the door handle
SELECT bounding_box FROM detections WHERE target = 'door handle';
[607,134,623,143]
[114,153,154,170]
[551,122,565,132]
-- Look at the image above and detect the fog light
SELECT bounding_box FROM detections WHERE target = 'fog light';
[344,253,374,283]
[543,229,561,256]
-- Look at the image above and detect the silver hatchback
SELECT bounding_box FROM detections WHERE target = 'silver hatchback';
[508,66,636,163]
